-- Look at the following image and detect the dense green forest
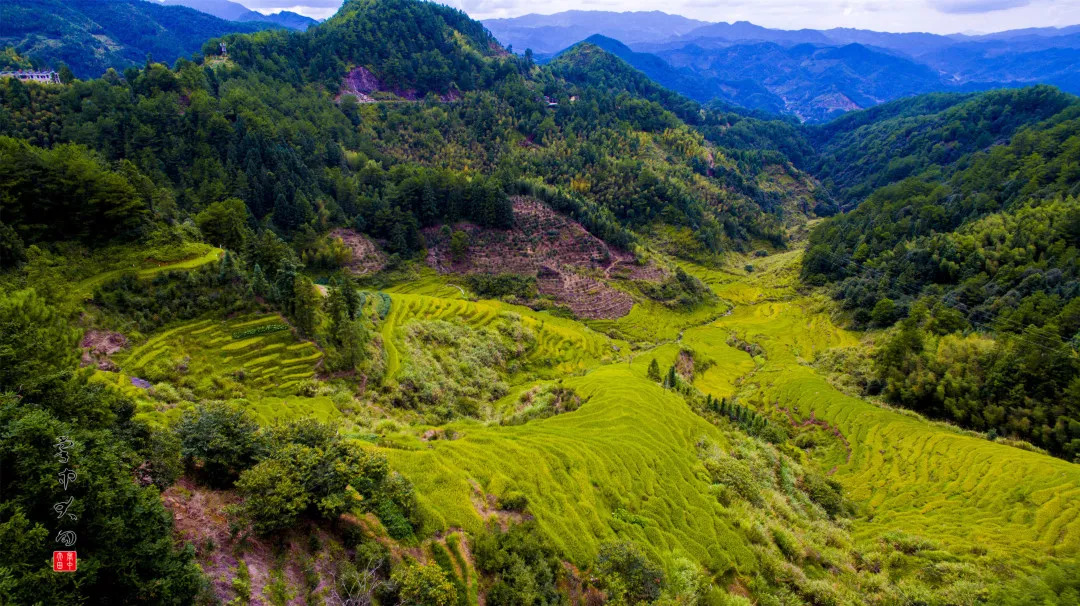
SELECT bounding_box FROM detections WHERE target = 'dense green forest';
[0,0,819,265]
[3,0,1080,603]
[806,86,1078,209]
[803,86,1080,459]
[0,0,278,79]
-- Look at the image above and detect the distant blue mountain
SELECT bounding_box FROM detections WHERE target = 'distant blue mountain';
[575,35,786,115]
[488,10,1080,122]
[484,10,708,55]
[162,0,317,30]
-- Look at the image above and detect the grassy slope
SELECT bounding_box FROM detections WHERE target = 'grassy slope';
[73,245,224,299]
[705,251,1080,561]
[376,245,1080,580]
[97,312,330,426]
[94,239,1080,578]
[388,360,753,573]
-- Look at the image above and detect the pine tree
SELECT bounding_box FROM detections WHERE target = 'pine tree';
[291,275,319,336]
[342,275,360,319]
[251,263,269,298]
[274,192,298,231]
[647,358,661,382]
[665,365,677,389]
[217,250,237,283]
[326,282,348,346]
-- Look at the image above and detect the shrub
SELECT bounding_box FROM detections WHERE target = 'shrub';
[475,523,563,606]
[231,560,252,604]
[870,298,901,327]
[177,402,265,487]
[466,273,537,299]
[802,473,844,518]
[771,527,800,561]
[234,459,308,535]
[637,267,715,308]
[231,419,420,538]
[393,563,458,606]
[373,472,421,540]
[647,358,661,382]
[501,384,581,425]
[704,455,762,506]
[449,230,470,262]
[596,541,665,605]
[497,490,529,512]
[376,292,392,319]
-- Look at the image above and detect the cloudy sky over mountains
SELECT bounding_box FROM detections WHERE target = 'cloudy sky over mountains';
[248,0,1079,34]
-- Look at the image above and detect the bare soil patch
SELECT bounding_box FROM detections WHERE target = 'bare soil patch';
[80,329,127,370]
[425,197,661,319]
[469,480,533,532]
[162,478,244,601]
[162,478,340,605]
[338,66,459,103]
[537,268,633,320]
[329,228,387,276]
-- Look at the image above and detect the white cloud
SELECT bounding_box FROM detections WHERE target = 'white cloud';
[931,0,1030,14]
[247,1,343,19]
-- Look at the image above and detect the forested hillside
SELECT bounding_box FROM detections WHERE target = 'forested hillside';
[806,85,1078,208]
[0,0,823,267]
[802,85,1080,459]
[3,1,1080,604]
[0,0,278,79]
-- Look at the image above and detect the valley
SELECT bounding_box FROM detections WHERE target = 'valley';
[2,0,1080,604]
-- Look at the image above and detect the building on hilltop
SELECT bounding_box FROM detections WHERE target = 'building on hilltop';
[0,70,60,84]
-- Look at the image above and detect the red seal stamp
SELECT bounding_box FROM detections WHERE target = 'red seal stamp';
[53,551,77,572]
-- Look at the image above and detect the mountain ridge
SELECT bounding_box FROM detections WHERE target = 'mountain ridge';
[489,9,1080,121]
[2,1,1080,605]
[161,0,317,30]
[0,0,280,78]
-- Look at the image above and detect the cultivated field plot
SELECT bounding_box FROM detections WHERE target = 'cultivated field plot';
[386,362,752,572]
[379,247,1080,585]
[74,245,224,299]
[115,313,323,399]
[703,256,1080,561]
[377,292,628,380]
[588,298,730,343]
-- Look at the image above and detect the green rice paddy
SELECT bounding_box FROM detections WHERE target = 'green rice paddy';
[74,245,224,298]
[372,246,1080,580]
[375,292,629,382]
[103,313,328,426]
[99,243,1080,587]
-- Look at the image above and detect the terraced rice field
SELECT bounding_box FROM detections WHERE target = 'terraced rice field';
[698,255,1080,561]
[711,297,1080,560]
[378,267,469,299]
[376,246,1080,579]
[74,246,224,298]
[375,292,628,381]
[587,298,730,343]
[117,311,321,397]
[387,362,751,572]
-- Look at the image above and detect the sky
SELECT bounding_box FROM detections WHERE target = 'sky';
[247,0,1080,34]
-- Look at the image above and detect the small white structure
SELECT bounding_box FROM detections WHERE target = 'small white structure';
[0,70,60,83]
